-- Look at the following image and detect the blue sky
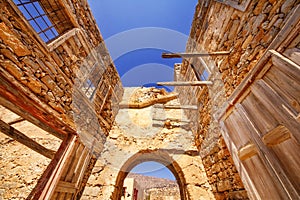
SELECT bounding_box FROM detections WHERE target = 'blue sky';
[87,0,197,180]
[88,0,197,87]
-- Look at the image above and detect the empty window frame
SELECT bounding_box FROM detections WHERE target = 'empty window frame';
[13,0,70,43]
[214,0,251,12]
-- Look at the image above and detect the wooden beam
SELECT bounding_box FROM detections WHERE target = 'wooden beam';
[157,81,212,86]
[152,118,190,123]
[190,64,201,81]
[8,117,25,125]
[154,104,198,110]
[0,74,75,139]
[162,51,230,58]
[27,135,75,199]
[0,119,55,159]
[39,135,77,199]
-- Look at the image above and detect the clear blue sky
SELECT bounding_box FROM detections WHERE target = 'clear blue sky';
[88,0,197,87]
[87,0,197,180]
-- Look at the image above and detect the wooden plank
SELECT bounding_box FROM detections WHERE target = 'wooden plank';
[251,80,300,143]
[262,125,291,146]
[153,104,198,110]
[235,103,300,199]
[157,81,213,86]
[75,151,92,188]
[39,135,77,199]
[238,143,258,161]
[55,181,76,194]
[27,134,73,199]
[161,51,230,58]
[270,50,300,81]
[242,93,279,136]
[8,117,25,125]
[0,120,55,159]
[152,118,190,123]
[72,147,89,184]
[263,66,300,114]
[0,73,70,139]
[219,121,260,200]
[283,48,300,66]
[48,28,79,51]
[190,64,202,81]
[64,144,85,182]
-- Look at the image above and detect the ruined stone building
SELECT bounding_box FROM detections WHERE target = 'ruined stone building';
[0,0,299,199]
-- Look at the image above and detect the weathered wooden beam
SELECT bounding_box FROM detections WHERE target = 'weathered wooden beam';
[8,117,25,125]
[152,118,190,123]
[154,104,198,110]
[39,135,77,199]
[190,64,201,81]
[162,51,230,58]
[0,119,56,159]
[0,74,74,139]
[27,134,75,199]
[157,81,212,86]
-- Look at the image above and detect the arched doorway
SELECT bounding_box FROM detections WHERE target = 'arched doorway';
[112,150,188,200]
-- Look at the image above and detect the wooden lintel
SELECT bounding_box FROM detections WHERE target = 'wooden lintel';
[162,51,230,58]
[154,104,198,110]
[0,74,75,139]
[0,119,55,159]
[157,81,213,86]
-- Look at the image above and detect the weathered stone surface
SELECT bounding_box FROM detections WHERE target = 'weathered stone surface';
[0,22,31,57]
[1,59,24,80]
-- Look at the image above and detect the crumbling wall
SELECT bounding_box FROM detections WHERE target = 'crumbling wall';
[176,0,300,199]
[0,0,122,138]
[81,88,215,200]
[0,0,123,198]
[146,186,180,200]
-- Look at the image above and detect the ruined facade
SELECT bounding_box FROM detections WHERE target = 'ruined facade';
[176,0,300,199]
[0,0,300,199]
[0,0,122,198]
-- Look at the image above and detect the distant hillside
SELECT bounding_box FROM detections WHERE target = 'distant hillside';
[127,173,179,190]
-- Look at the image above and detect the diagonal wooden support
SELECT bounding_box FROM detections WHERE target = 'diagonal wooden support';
[157,81,213,86]
[162,51,230,58]
[0,119,56,159]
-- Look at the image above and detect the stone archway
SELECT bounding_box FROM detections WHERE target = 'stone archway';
[81,87,215,199]
[112,150,188,200]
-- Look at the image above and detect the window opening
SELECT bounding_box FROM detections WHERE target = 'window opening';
[80,62,101,100]
[82,79,96,100]
[13,0,68,43]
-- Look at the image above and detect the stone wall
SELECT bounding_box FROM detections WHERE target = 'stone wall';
[0,0,123,198]
[81,88,215,200]
[176,0,300,199]
[0,0,123,154]
[145,186,180,200]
